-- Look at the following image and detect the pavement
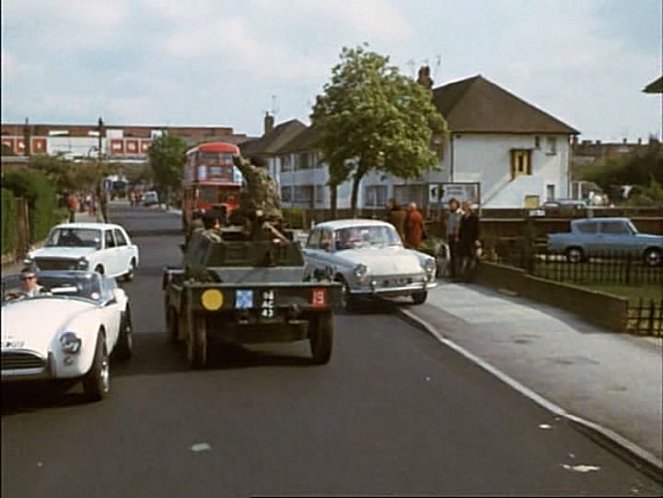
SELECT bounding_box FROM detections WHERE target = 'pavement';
[399,281,663,479]
[3,202,661,481]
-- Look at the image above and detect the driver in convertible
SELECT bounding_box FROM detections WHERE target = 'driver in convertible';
[18,268,49,298]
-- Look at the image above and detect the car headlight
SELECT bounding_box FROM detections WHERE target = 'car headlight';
[424,258,436,278]
[353,263,368,282]
[77,257,89,270]
[60,332,82,354]
[23,256,34,266]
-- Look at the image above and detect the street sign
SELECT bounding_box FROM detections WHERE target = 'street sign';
[428,182,480,205]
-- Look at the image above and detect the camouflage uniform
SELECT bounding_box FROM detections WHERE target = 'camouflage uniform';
[232,154,283,222]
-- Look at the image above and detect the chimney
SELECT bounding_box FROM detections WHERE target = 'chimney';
[417,65,433,91]
[264,112,274,134]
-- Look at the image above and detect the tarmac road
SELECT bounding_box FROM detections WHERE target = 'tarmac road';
[1,204,661,497]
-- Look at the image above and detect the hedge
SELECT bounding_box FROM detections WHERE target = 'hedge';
[2,169,63,243]
[1,188,19,255]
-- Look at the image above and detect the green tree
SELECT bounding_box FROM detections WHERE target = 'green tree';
[581,144,663,192]
[311,45,447,216]
[148,133,187,206]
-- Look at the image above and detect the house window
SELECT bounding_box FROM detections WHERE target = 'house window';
[364,185,387,207]
[297,152,311,170]
[534,136,540,149]
[546,136,557,155]
[393,184,427,207]
[511,149,532,179]
[314,185,325,205]
[281,186,292,203]
[546,184,555,201]
[281,156,292,172]
[293,185,314,208]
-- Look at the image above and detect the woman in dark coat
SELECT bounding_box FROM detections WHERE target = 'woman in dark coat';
[458,201,481,279]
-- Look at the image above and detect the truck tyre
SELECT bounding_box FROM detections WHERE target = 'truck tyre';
[336,276,356,313]
[83,332,110,402]
[565,247,584,264]
[166,307,179,343]
[187,315,207,369]
[310,312,333,365]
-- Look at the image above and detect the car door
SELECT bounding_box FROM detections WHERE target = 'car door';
[113,228,131,273]
[598,220,633,255]
[98,277,121,349]
[103,229,121,276]
[302,228,324,276]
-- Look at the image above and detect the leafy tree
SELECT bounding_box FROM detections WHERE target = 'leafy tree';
[580,144,662,192]
[148,133,188,205]
[311,45,447,216]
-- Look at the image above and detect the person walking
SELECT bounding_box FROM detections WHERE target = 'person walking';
[404,202,425,250]
[446,198,463,279]
[67,192,79,222]
[387,198,407,244]
[458,201,481,281]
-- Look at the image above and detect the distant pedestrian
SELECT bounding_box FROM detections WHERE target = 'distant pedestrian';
[387,198,407,243]
[446,198,463,279]
[404,202,425,250]
[458,201,481,281]
[67,193,79,222]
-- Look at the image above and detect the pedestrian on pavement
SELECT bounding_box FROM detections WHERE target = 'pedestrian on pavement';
[404,202,426,250]
[458,201,481,281]
[387,198,407,244]
[67,193,79,222]
[446,198,463,279]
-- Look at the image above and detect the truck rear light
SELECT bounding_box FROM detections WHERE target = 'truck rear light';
[311,288,327,308]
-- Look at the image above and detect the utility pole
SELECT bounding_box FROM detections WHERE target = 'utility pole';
[97,117,108,222]
[23,117,31,157]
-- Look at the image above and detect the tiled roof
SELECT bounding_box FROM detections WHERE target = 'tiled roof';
[240,119,307,156]
[432,75,579,134]
[274,125,322,154]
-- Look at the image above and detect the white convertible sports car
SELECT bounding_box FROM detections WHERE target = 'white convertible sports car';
[302,219,438,310]
[1,270,133,402]
[25,222,140,281]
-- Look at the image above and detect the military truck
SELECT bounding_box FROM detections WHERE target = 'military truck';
[162,227,342,368]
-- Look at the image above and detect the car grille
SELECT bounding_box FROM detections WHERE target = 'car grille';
[35,257,78,271]
[1,352,47,370]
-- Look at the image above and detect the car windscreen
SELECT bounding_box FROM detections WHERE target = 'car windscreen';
[46,228,102,249]
[334,225,401,250]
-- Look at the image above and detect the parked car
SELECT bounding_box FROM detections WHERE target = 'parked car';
[547,217,663,266]
[1,270,133,401]
[141,191,159,206]
[302,219,437,310]
[540,199,588,212]
[25,222,140,280]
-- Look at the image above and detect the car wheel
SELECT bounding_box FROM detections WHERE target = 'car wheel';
[115,306,133,360]
[644,248,661,267]
[123,258,137,282]
[82,333,110,402]
[187,315,207,369]
[412,291,428,305]
[166,307,179,343]
[309,312,333,365]
[565,247,584,264]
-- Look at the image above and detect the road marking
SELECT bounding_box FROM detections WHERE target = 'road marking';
[190,443,211,452]
[561,463,601,473]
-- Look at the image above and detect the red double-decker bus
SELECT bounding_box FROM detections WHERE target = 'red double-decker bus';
[181,141,242,233]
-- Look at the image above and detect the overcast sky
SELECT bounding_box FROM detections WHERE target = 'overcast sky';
[1,0,661,142]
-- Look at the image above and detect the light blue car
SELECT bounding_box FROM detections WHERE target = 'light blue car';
[547,217,663,266]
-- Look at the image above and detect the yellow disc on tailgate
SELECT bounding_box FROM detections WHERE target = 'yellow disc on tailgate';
[201,289,224,310]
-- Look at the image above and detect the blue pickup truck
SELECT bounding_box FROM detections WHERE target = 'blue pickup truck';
[547,217,662,266]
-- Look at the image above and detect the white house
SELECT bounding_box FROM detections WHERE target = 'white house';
[272,74,579,210]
